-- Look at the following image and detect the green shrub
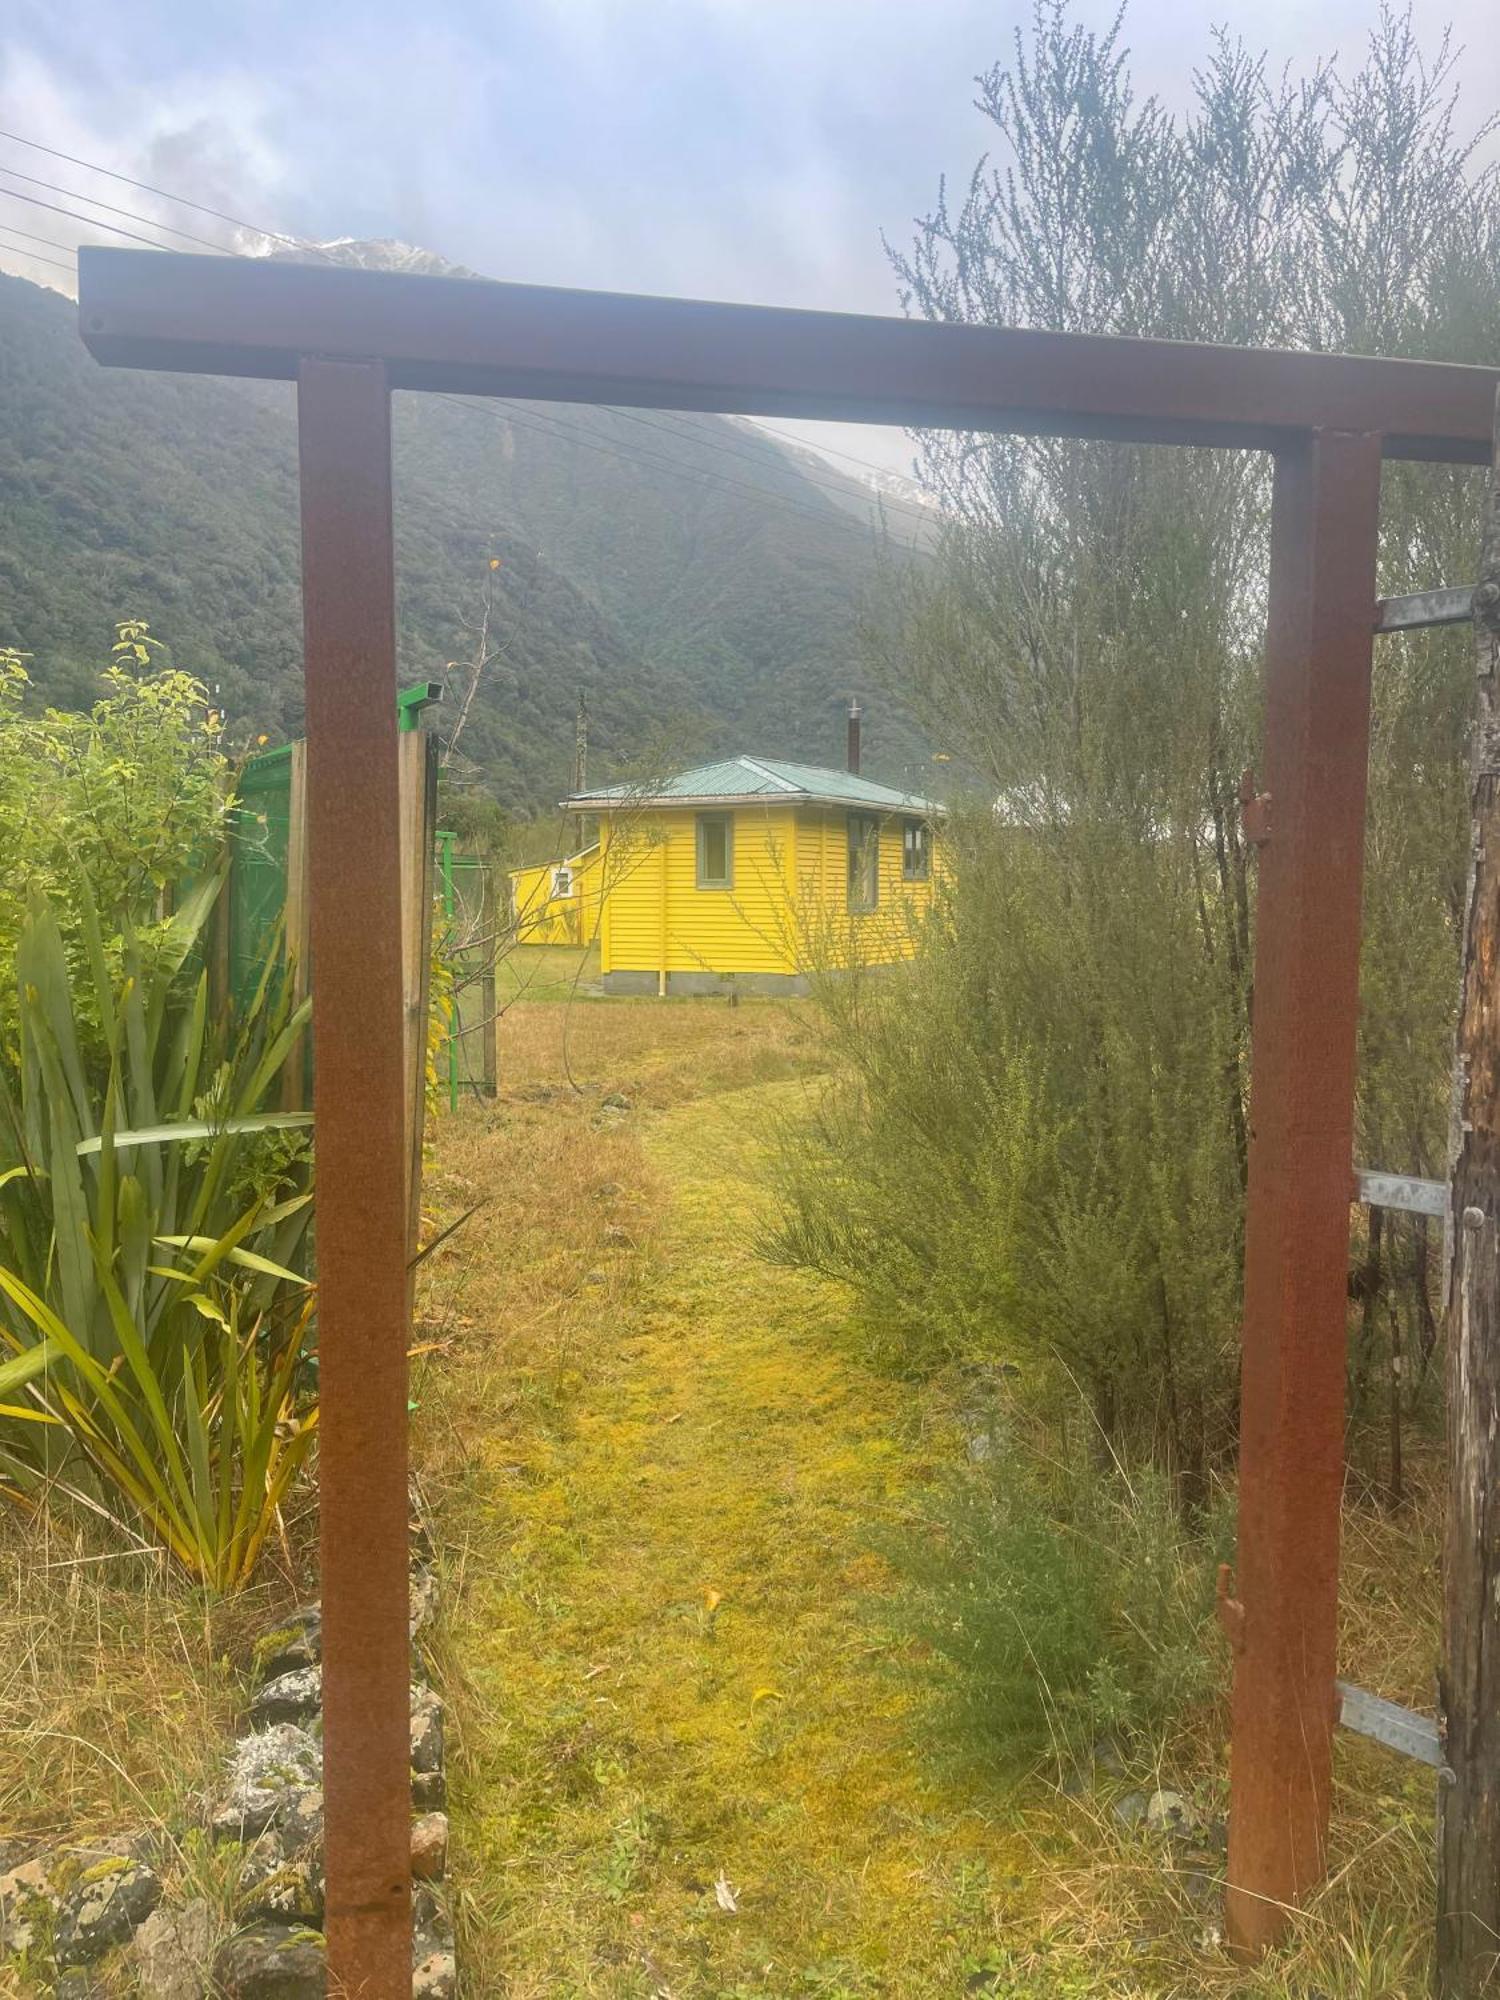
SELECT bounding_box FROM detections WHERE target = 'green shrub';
[0,622,229,1056]
[875,1445,1230,1773]
[0,880,315,1586]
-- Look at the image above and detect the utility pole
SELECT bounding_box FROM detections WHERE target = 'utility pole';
[574,690,589,853]
[1437,389,1500,1998]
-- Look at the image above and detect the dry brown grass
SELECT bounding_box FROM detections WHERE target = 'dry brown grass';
[0,1506,315,1992]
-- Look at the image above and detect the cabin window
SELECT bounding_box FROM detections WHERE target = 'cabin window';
[550,864,574,898]
[696,812,733,889]
[847,811,880,913]
[902,819,930,882]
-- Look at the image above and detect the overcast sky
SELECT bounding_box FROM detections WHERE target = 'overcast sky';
[1,0,1496,476]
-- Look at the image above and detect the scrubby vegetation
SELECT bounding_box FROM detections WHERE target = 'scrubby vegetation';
[770,0,1494,1777]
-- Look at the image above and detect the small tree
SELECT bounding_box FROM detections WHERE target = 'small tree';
[772,4,1498,1483]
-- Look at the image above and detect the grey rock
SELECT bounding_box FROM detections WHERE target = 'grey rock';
[273,1787,324,1858]
[412,1889,457,1999]
[594,1181,622,1200]
[0,1851,62,1956]
[252,1607,322,1682]
[1178,1865,1218,1907]
[251,1668,324,1727]
[409,1568,439,1639]
[600,1092,631,1111]
[1113,1790,1149,1830]
[238,1846,323,1926]
[56,1972,102,1999]
[131,1898,215,2000]
[53,1858,162,1967]
[410,1686,444,1775]
[215,1923,326,1998]
[1093,1737,1127,1779]
[965,1432,993,1463]
[212,1726,322,1843]
[411,1770,448,1812]
[412,1937,457,1999]
[1145,1789,1198,1840]
[582,1268,607,1286]
[412,1884,444,1932]
[602,1223,632,1248]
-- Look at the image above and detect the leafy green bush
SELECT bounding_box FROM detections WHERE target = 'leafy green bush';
[876,1446,1230,1772]
[0,622,229,1055]
[0,879,315,1587]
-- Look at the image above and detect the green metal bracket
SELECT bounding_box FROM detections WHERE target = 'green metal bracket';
[398,680,444,732]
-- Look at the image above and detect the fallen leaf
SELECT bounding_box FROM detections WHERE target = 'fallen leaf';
[714,1873,739,1914]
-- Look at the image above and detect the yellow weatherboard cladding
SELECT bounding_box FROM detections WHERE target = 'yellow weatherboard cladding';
[515,756,944,994]
[510,843,605,947]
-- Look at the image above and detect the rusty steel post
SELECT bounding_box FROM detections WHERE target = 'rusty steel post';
[1224,428,1384,1956]
[298,356,413,1995]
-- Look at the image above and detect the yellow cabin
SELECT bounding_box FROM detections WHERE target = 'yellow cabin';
[509,841,605,946]
[550,755,944,996]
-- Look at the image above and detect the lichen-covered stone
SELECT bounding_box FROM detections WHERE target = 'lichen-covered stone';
[211,1726,322,1843]
[55,1970,103,1999]
[237,1847,323,1926]
[250,1667,324,1727]
[52,1857,162,1967]
[214,1923,326,1999]
[131,1898,215,2000]
[409,1686,443,1775]
[410,1769,447,1811]
[251,1607,322,1683]
[409,1567,439,1639]
[411,1886,456,2000]
[1144,1788,1198,1839]
[0,1851,62,1957]
[273,1786,324,1857]
[409,1813,447,1882]
[411,1936,457,1999]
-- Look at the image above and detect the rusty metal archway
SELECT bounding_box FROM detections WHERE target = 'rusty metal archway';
[75,245,1498,1994]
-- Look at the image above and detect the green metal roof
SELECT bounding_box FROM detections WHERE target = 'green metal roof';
[564,755,944,816]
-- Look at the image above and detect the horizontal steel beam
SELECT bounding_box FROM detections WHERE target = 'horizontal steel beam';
[76,249,1498,463]
[1336,1681,1448,1772]
[1375,586,1475,633]
[1354,1167,1447,1218]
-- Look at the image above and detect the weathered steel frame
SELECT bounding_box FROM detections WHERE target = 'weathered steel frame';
[75,248,1499,1990]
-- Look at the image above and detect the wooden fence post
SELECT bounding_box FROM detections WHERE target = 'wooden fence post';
[1437,389,1500,1997]
[400,727,440,1271]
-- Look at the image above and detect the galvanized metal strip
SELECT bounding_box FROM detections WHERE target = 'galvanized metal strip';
[1336,1681,1447,1771]
[1374,586,1474,634]
[1354,1168,1447,1218]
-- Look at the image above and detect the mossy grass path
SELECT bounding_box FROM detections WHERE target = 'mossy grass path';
[423,1030,1030,1998]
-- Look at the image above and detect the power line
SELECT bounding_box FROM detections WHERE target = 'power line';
[0,125,313,252]
[0,218,79,259]
[0,124,917,540]
[603,401,934,532]
[0,229,75,277]
[744,416,922,488]
[0,163,227,253]
[0,185,177,251]
[445,392,887,542]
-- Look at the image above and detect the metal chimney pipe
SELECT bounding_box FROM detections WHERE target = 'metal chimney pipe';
[847,697,862,775]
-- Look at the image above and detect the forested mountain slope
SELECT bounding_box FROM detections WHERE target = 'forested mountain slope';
[0,266,928,812]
